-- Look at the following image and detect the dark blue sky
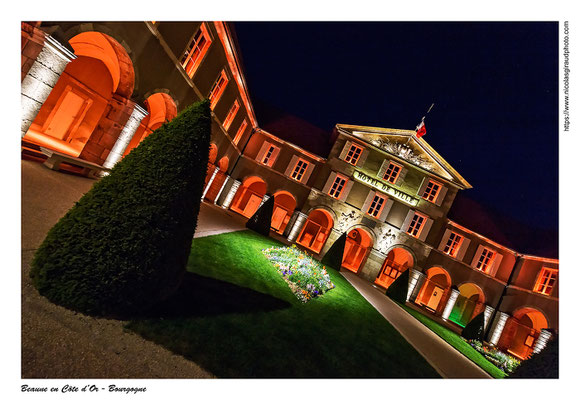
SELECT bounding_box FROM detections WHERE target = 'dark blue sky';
[234,22,559,230]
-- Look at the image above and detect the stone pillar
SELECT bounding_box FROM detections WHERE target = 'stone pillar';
[489,312,510,346]
[484,305,495,329]
[222,180,241,209]
[102,104,148,170]
[260,194,270,207]
[21,34,76,137]
[533,329,552,354]
[407,269,426,302]
[442,288,460,321]
[286,211,308,242]
[201,167,219,200]
[214,175,230,205]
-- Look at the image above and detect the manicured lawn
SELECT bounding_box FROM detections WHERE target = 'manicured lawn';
[126,230,440,378]
[400,304,507,378]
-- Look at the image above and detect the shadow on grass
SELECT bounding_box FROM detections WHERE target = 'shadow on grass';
[133,271,291,319]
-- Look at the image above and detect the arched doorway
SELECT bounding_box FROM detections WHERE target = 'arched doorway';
[375,247,414,289]
[448,283,485,327]
[415,267,452,314]
[123,92,177,157]
[296,209,333,253]
[23,31,134,159]
[230,176,267,218]
[500,308,549,360]
[271,191,297,233]
[342,228,373,273]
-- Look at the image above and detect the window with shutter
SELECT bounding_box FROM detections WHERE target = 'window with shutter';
[383,162,403,183]
[443,232,464,257]
[223,100,240,131]
[328,174,348,199]
[406,212,427,238]
[475,247,496,273]
[344,143,364,165]
[290,158,310,182]
[208,70,229,110]
[422,179,442,203]
[367,193,387,218]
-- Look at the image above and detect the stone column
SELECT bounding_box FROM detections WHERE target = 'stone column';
[533,329,552,354]
[21,35,76,137]
[201,167,219,200]
[259,194,270,207]
[286,211,308,242]
[442,288,460,321]
[214,175,230,205]
[102,104,148,170]
[489,312,510,346]
[484,305,495,330]
[222,180,241,209]
[407,269,426,302]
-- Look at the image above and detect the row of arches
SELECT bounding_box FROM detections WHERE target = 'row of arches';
[23,30,178,163]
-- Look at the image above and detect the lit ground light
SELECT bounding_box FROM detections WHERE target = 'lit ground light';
[126,230,440,378]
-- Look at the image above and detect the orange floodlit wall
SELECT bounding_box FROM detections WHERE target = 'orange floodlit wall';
[375,248,414,289]
[230,176,267,218]
[297,209,333,253]
[342,228,373,273]
[271,191,297,233]
[499,308,549,360]
[23,31,135,163]
[415,267,452,314]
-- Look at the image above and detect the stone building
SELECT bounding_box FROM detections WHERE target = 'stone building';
[21,21,558,361]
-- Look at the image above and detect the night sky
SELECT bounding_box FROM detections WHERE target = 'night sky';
[234,22,559,232]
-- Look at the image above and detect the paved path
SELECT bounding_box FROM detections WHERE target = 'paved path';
[194,202,247,238]
[341,271,492,379]
[21,160,214,378]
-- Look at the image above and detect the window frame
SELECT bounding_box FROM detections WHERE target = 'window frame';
[383,161,403,184]
[180,23,212,79]
[261,144,279,167]
[475,247,496,273]
[422,179,442,203]
[208,69,229,110]
[344,143,364,166]
[533,267,558,296]
[406,211,427,238]
[223,99,240,131]
[366,193,387,218]
[233,119,247,145]
[443,232,464,257]
[328,173,348,199]
[290,158,310,182]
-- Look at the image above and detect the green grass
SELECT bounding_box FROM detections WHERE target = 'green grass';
[126,230,440,378]
[400,304,507,378]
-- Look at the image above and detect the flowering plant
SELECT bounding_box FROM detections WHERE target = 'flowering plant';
[467,340,521,373]
[262,245,335,303]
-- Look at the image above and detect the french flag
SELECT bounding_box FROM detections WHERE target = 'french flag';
[416,117,426,138]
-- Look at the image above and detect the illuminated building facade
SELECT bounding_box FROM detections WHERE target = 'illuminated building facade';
[21,21,558,360]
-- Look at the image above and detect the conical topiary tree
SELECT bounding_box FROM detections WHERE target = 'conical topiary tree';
[461,311,485,341]
[385,268,410,304]
[246,195,274,236]
[30,99,212,317]
[510,334,558,378]
[321,232,347,271]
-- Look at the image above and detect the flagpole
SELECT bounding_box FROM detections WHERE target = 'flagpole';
[408,103,434,144]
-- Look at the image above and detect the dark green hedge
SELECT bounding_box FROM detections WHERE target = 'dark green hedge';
[321,232,347,271]
[461,311,485,341]
[30,100,212,317]
[246,195,274,237]
[385,268,410,303]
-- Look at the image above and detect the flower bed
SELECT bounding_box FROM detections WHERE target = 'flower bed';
[468,340,521,374]
[262,245,335,303]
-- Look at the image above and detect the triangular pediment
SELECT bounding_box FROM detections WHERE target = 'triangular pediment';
[336,124,471,189]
